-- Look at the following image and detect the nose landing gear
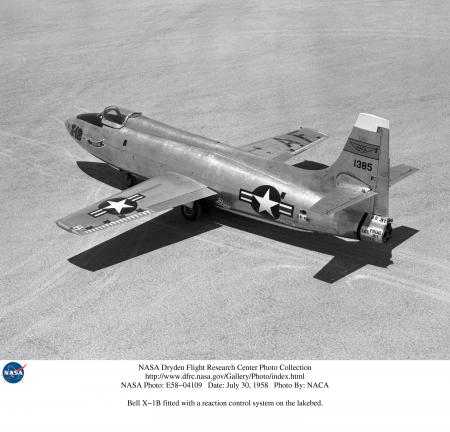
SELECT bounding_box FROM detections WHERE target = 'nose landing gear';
[124,172,134,187]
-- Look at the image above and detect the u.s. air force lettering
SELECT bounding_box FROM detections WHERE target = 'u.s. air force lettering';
[239,185,294,219]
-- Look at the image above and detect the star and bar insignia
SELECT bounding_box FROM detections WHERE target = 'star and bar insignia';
[89,193,145,218]
[239,185,294,219]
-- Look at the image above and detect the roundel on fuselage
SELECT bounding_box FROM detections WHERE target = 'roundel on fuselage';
[251,185,281,219]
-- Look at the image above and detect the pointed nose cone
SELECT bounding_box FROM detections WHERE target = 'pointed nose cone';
[65,117,76,133]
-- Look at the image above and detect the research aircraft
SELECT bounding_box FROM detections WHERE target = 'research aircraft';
[57,106,417,246]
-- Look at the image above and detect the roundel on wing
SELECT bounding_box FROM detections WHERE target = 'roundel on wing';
[251,185,281,219]
[98,197,137,215]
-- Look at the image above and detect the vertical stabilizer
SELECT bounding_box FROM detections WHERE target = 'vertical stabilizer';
[328,113,390,216]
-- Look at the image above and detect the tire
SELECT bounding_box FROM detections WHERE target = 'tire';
[181,201,202,221]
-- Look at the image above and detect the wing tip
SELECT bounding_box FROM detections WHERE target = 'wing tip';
[389,164,419,187]
[55,219,82,235]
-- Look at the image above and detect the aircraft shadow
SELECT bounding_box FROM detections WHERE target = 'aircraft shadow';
[71,161,419,282]
[69,211,221,271]
[210,211,419,283]
[76,161,145,189]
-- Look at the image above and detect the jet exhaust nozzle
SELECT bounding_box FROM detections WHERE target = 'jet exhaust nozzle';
[357,213,392,244]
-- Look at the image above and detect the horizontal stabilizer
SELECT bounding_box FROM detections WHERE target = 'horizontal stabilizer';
[390,164,419,186]
[310,187,377,216]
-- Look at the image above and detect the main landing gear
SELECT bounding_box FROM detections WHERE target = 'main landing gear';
[180,200,212,221]
[180,201,202,221]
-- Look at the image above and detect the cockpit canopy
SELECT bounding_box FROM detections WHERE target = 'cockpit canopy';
[101,106,141,128]
[76,106,141,129]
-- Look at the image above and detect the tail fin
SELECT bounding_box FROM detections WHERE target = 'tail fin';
[328,113,390,216]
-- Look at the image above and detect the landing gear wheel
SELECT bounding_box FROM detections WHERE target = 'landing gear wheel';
[181,201,202,221]
[125,172,134,187]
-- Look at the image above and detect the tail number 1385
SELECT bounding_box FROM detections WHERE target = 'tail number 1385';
[354,159,373,171]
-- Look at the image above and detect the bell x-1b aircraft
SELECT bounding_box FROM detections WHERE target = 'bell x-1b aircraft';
[56,106,417,245]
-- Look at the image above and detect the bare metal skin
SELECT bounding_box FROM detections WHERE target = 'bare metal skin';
[57,106,417,243]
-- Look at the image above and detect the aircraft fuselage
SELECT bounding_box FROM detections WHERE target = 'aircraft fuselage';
[66,110,366,239]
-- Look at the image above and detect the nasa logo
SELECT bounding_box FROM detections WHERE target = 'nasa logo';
[350,141,370,153]
[3,362,26,384]
[347,139,379,159]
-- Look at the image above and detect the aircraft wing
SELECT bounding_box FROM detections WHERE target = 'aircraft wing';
[239,127,328,164]
[56,172,217,235]
[310,187,377,216]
